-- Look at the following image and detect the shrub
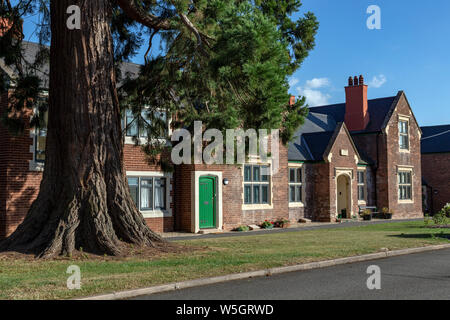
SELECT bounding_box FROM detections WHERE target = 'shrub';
[261,220,274,229]
[274,218,290,228]
[362,209,372,216]
[382,207,389,214]
[442,203,450,217]
[235,225,250,232]
[433,211,449,226]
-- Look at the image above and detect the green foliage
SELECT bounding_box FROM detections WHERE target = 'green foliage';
[260,220,274,229]
[2,0,318,162]
[235,225,250,232]
[433,211,449,226]
[441,203,450,217]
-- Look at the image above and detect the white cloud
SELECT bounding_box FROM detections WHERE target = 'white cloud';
[368,74,387,88]
[294,77,332,107]
[305,78,330,89]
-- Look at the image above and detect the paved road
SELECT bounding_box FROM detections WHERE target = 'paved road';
[133,248,450,300]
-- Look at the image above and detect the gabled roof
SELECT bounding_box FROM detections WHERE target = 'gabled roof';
[0,41,141,88]
[288,95,398,162]
[421,124,450,154]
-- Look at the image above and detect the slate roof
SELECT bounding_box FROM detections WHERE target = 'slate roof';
[288,96,397,162]
[421,125,450,154]
[0,41,141,88]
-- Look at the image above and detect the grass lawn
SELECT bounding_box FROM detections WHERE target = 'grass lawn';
[0,221,449,300]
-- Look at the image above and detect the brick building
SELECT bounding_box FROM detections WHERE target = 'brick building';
[421,125,450,214]
[1,42,424,238]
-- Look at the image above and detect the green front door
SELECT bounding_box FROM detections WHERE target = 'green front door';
[199,176,216,229]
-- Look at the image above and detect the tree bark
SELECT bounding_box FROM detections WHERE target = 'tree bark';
[0,0,163,258]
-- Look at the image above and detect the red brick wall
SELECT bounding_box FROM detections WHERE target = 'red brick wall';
[0,91,10,238]
[174,144,290,232]
[0,114,174,237]
[383,94,423,218]
[0,91,43,238]
[422,153,450,214]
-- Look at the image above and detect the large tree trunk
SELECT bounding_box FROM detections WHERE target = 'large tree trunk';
[0,0,163,258]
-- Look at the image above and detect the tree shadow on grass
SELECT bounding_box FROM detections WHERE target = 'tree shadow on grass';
[388,233,450,241]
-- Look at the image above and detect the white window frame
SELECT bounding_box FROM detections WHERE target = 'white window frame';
[126,171,173,218]
[397,167,414,204]
[289,164,305,208]
[242,160,273,211]
[398,116,410,152]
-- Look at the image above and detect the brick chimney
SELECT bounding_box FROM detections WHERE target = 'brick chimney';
[344,75,369,131]
[289,96,296,106]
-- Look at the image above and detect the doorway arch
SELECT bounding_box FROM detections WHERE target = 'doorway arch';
[337,174,351,219]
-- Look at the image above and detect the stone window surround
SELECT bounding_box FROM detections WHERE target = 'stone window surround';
[126,171,173,218]
[357,167,367,205]
[398,115,411,153]
[242,157,274,211]
[397,166,414,204]
[288,163,305,208]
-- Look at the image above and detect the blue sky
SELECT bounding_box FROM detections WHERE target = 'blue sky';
[285,0,450,126]
[21,0,450,126]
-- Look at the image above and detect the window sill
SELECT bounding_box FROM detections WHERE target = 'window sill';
[399,149,410,154]
[398,200,414,204]
[289,202,304,208]
[141,210,172,218]
[242,204,273,211]
[358,200,367,205]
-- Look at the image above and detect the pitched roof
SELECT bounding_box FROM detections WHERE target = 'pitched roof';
[288,96,397,162]
[421,125,450,154]
[309,96,396,133]
[0,41,141,88]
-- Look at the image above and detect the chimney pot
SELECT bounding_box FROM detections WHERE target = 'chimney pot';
[348,77,353,86]
[359,75,364,85]
[354,76,359,86]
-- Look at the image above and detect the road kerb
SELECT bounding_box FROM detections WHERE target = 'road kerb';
[77,243,450,300]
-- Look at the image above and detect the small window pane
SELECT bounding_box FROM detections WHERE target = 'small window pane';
[126,110,138,136]
[154,178,166,210]
[296,168,302,183]
[261,166,269,182]
[253,185,261,203]
[140,178,153,210]
[244,166,252,182]
[290,186,296,203]
[261,185,269,204]
[127,178,139,206]
[296,186,302,202]
[244,185,252,204]
[253,166,261,182]
[289,169,296,183]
